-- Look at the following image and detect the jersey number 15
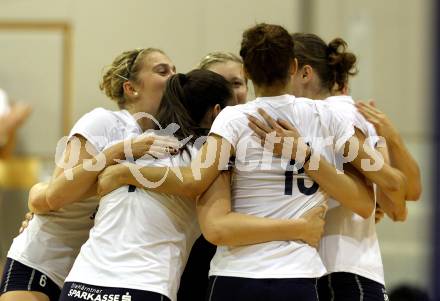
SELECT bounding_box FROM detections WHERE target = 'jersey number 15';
[284,160,319,196]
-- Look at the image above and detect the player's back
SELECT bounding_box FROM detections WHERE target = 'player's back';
[320,95,384,285]
[7,108,141,287]
[65,146,201,301]
[209,94,355,279]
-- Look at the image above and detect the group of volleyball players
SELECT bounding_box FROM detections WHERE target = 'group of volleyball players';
[0,22,421,301]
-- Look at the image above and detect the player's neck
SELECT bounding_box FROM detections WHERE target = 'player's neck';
[254,84,290,98]
[304,90,331,100]
[124,104,156,132]
[301,87,331,100]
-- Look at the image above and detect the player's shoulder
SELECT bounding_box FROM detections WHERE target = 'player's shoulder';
[75,107,114,124]
[292,97,331,118]
[295,97,350,126]
[74,108,131,131]
[294,97,318,105]
[70,107,126,140]
[85,107,121,121]
[326,95,354,105]
[294,97,332,109]
[216,103,249,122]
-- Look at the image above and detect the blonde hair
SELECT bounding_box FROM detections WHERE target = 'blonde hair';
[198,51,243,70]
[100,48,164,108]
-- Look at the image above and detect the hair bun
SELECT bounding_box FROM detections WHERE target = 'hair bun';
[327,38,347,55]
[327,38,357,91]
[327,38,351,66]
[240,23,294,86]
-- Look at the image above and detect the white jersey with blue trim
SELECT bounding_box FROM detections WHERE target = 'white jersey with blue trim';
[319,95,385,285]
[65,146,201,301]
[7,108,142,287]
[208,94,355,279]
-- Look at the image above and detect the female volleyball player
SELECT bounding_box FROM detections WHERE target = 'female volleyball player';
[198,51,248,104]
[248,32,387,301]
[0,48,178,301]
[58,69,328,301]
[248,33,420,301]
[291,32,420,201]
[178,51,248,301]
[96,23,381,300]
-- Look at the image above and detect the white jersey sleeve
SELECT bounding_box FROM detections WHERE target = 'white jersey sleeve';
[325,96,379,148]
[295,99,355,159]
[68,108,117,152]
[209,105,244,149]
[330,109,356,153]
[354,111,380,147]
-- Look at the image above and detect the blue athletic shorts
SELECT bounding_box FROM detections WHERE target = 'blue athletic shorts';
[317,272,388,301]
[0,257,61,301]
[60,281,171,301]
[178,235,216,301]
[206,275,319,301]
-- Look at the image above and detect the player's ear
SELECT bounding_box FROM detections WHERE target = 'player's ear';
[301,65,313,83]
[290,58,298,76]
[212,104,222,120]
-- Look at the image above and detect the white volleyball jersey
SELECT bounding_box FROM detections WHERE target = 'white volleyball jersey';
[65,147,200,301]
[319,96,385,284]
[208,94,355,279]
[326,96,379,148]
[8,108,142,287]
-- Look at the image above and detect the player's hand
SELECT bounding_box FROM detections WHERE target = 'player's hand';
[97,164,131,196]
[356,100,399,142]
[128,133,180,160]
[8,103,32,127]
[247,108,308,160]
[299,203,327,248]
[0,103,32,137]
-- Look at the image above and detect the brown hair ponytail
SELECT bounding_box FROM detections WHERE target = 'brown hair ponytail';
[292,33,357,93]
[327,38,358,92]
